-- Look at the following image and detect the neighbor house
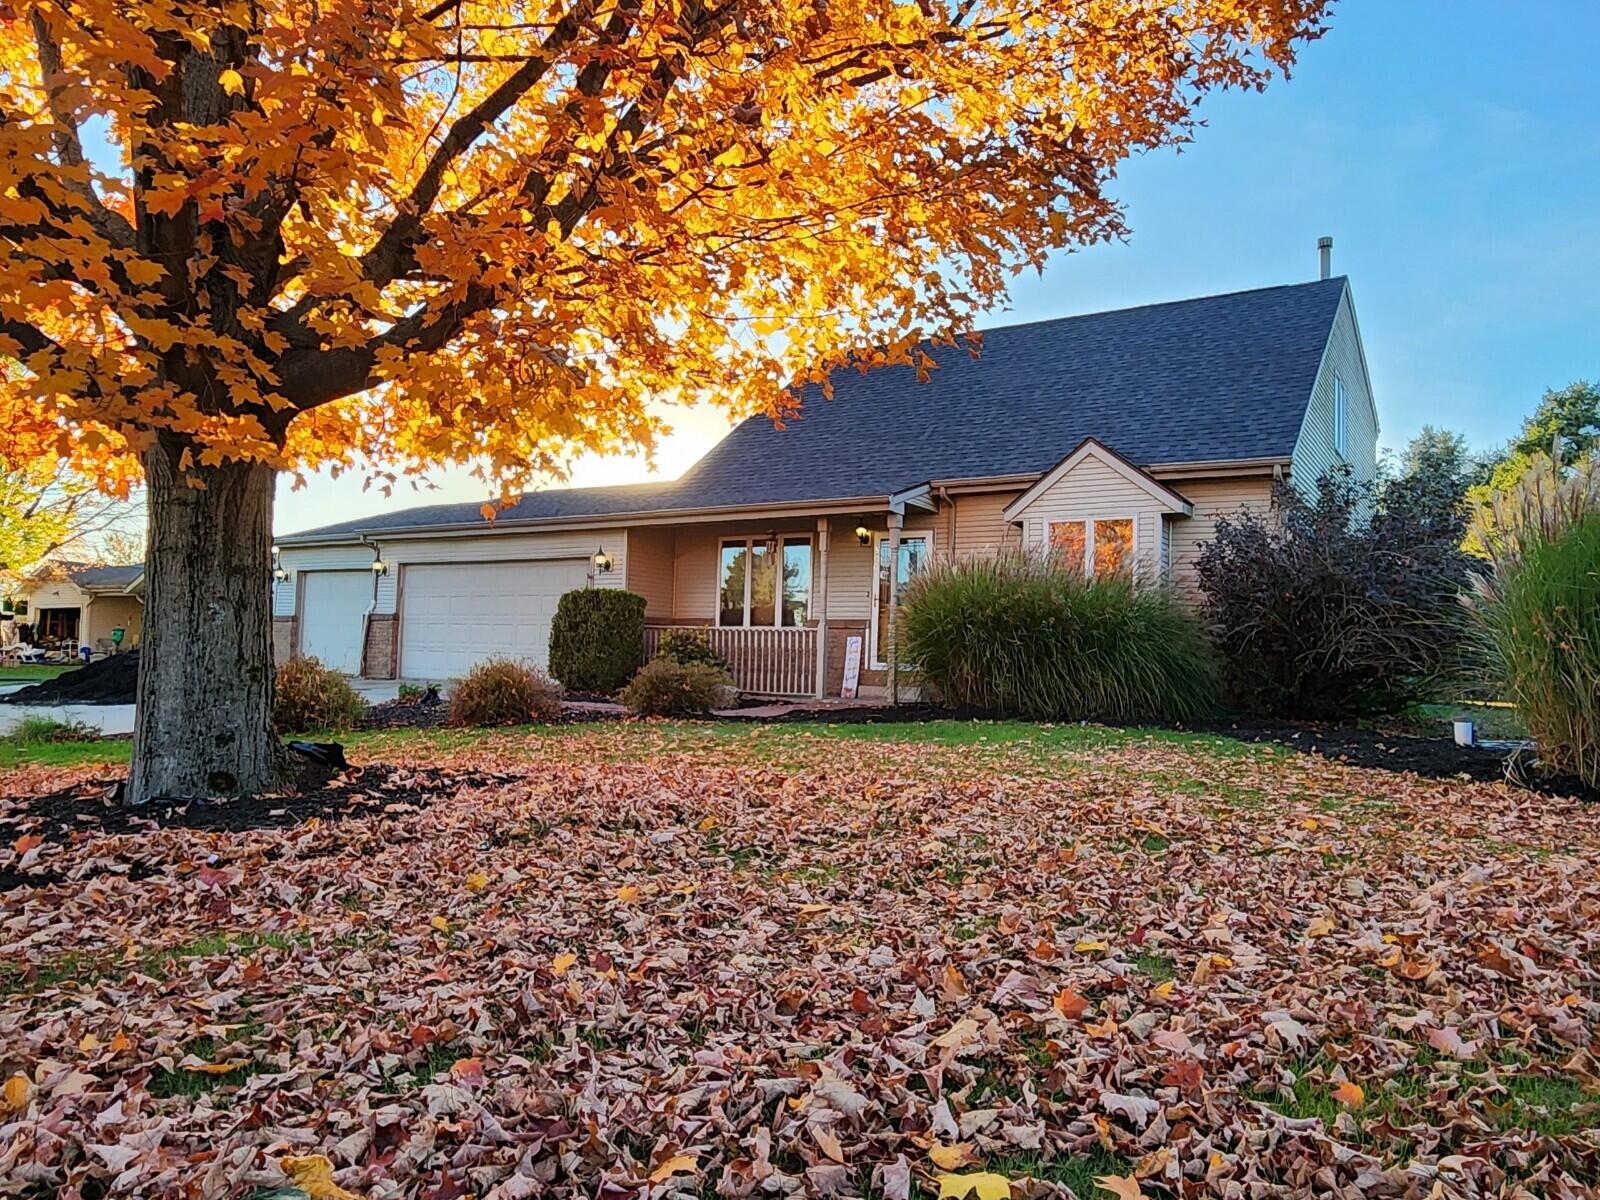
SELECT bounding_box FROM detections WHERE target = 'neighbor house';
[11,561,144,651]
[273,271,1377,698]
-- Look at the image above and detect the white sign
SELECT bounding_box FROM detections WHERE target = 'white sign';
[841,635,862,699]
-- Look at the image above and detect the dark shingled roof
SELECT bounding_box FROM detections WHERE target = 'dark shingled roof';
[283,278,1346,541]
[62,563,144,590]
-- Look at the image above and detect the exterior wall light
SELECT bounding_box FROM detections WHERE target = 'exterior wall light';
[272,566,289,582]
[370,559,390,576]
[592,545,614,574]
[854,525,871,546]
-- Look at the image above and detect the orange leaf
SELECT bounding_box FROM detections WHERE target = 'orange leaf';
[1053,988,1090,1019]
[649,1153,698,1182]
[1331,1080,1364,1108]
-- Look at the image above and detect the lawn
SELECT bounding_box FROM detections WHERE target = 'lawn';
[2,722,1597,1199]
[0,663,79,683]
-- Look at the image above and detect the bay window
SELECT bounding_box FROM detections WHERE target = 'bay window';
[1047,517,1134,578]
[718,536,813,627]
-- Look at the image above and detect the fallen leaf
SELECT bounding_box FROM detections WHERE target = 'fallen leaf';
[282,1154,362,1200]
[1332,1080,1365,1108]
[935,1171,1011,1200]
[464,872,490,892]
[551,951,578,976]
[1053,988,1090,1019]
[649,1154,698,1182]
[1095,1175,1145,1200]
[0,1074,30,1113]
[929,1143,978,1170]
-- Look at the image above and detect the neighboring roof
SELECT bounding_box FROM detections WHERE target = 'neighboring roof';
[29,561,145,591]
[282,277,1347,542]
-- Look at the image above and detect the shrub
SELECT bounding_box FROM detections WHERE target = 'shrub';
[274,656,367,732]
[448,658,563,726]
[397,682,428,703]
[547,589,647,694]
[654,628,729,671]
[1194,470,1473,718]
[1,715,99,744]
[1468,515,1600,787]
[901,552,1218,723]
[620,658,733,717]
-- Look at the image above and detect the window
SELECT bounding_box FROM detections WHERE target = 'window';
[1333,374,1349,457]
[871,532,931,668]
[1047,518,1134,578]
[719,537,812,627]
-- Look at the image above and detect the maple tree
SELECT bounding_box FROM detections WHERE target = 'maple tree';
[0,0,1330,799]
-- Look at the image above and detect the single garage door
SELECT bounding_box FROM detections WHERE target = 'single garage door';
[399,559,591,680]
[300,570,372,674]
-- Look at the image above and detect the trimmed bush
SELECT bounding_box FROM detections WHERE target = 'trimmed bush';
[901,552,1218,723]
[654,628,729,671]
[620,658,733,716]
[1470,516,1600,787]
[448,658,563,726]
[275,657,367,732]
[1195,470,1473,718]
[547,588,647,694]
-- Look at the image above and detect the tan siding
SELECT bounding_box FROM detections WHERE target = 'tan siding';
[825,527,875,622]
[1011,455,1170,579]
[626,527,676,618]
[1167,476,1276,596]
[949,490,1022,558]
[673,528,719,621]
[85,595,143,647]
[1292,285,1379,494]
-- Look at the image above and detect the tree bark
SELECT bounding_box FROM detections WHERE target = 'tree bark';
[128,437,284,803]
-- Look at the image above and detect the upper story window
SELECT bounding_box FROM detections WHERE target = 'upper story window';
[1047,518,1134,578]
[1333,374,1349,458]
[718,537,812,627]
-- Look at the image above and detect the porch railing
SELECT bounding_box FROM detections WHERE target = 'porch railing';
[644,625,817,698]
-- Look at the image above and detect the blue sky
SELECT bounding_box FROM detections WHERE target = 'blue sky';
[277,0,1600,532]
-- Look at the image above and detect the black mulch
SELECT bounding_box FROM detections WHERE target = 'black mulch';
[357,697,452,730]
[0,763,507,847]
[1191,718,1599,802]
[3,651,139,705]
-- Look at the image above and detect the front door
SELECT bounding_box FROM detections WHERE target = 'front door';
[870,532,931,669]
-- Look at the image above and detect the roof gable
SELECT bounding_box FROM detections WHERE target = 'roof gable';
[1003,438,1194,522]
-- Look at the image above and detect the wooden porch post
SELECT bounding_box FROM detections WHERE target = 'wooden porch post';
[887,511,902,706]
[814,517,829,699]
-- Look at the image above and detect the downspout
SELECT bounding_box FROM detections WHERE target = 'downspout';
[359,535,382,678]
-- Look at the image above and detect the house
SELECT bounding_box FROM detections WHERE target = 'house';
[273,270,1378,697]
[10,562,145,651]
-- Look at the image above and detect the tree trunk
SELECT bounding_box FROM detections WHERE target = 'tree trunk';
[128,437,284,803]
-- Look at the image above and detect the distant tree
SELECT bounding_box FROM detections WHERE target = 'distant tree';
[1486,380,1600,491]
[1387,425,1490,519]
[0,458,143,575]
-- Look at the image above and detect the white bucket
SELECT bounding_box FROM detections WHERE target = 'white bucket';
[1453,717,1475,747]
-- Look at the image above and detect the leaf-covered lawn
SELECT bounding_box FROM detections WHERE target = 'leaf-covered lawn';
[2,723,1598,1199]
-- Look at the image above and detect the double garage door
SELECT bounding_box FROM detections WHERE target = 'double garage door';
[398,560,590,679]
[299,559,590,678]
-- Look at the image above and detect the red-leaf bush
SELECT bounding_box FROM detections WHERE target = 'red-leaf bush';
[448,658,563,726]
[1194,469,1472,718]
[274,656,367,732]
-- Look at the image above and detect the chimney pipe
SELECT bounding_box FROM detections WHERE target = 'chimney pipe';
[1318,236,1333,281]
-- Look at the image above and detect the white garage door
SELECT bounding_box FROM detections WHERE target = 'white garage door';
[399,560,591,680]
[300,570,372,674]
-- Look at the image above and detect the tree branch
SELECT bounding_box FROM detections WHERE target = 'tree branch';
[29,8,135,250]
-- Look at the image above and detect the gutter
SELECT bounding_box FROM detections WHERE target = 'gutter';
[277,494,898,548]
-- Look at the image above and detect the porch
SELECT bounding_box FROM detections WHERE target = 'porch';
[626,508,962,700]
[643,624,819,698]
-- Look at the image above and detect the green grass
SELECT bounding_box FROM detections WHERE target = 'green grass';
[0,717,1284,770]
[0,663,79,682]
[983,1148,1132,1198]
[1404,702,1528,742]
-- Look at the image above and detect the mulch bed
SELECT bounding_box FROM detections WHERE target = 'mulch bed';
[3,650,140,705]
[1192,717,1599,801]
[0,763,500,847]
[357,696,452,730]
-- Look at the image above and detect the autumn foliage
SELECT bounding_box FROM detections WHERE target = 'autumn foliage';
[0,0,1329,799]
[3,0,1329,492]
